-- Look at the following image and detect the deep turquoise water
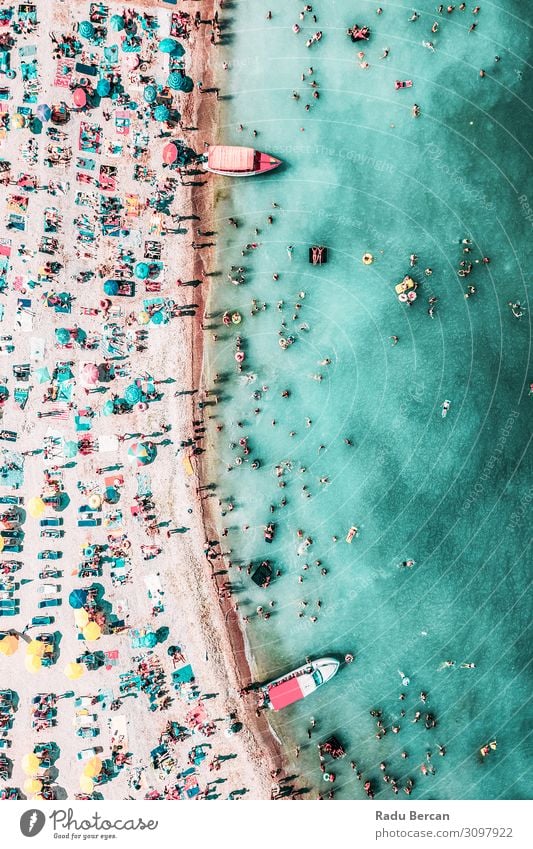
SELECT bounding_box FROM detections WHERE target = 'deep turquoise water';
[205,0,532,799]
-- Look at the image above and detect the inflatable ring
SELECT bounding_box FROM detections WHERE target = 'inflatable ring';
[398,292,408,303]
[122,540,131,550]
[345,653,354,664]
[235,351,245,363]
[222,312,231,326]
[362,253,374,265]
[407,291,417,301]
[231,312,242,325]
[323,773,331,782]
[235,456,243,465]
[279,338,289,349]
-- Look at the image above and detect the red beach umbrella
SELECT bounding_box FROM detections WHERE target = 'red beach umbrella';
[73,88,87,108]
[162,143,178,165]
[81,363,99,386]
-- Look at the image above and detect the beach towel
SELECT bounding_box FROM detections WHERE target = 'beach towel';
[54,58,74,88]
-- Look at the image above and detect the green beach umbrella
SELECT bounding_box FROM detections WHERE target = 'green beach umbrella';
[79,21,94,40]
[151,309,165,325]
[96,79,111,97]
[55,328,70,344]
[110,14,125,32]
[159,38,183,55]
[125,384,142,405]
[104,487,120,504]
[103,280,119,296]
[153,104,169,122]
[134,262,150,280]
[143,84,157,104]
[62,440,78,459]
[170,74,193,93]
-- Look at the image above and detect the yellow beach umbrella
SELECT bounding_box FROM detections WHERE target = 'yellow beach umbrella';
[22,753,41,774]
[88,494,102,509]
[0,634,19,656]
[26,640,46,657]
[25,654,42,673]
[74,608,90,627]
[11,113,25,129]
[23,777,42,795]
[27,496,46,518]
[82,621,101,641]
[83,756,102,778]
[79,775,94,793]
[64,661,86,680]
[0,535,4,552]
[137,311,150,325]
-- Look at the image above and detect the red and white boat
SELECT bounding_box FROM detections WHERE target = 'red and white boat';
[264,657,340,711]
[205,145,281,177]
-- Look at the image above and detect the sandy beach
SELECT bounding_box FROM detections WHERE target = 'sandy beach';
[0,0,277,801]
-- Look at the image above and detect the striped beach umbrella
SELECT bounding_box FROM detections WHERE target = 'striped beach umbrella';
[128,442,157,467]
[153,104,170,122]
[78,21,94,40]
[143,84,157,104]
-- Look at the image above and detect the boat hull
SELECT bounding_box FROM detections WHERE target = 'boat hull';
[205,145,281,177]
[264,657,340,710]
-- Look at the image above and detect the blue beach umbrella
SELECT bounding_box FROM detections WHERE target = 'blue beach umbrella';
[151,310,164,325]
[103,280,119,296]
[79,21,94,40]
[54,327,70,344]
[143,633,158,648]
[69,589,87,609]
[96,79,111,97]
[37,104,51,122]
[143,84,157,104]
[102,400,114,417]
[125,384,142,405]
[110,14,125,32]
[62,440,78,459]
[134,262,149,280]
[153,104,169,122]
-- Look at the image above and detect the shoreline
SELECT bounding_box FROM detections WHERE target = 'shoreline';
[186,1,283,792]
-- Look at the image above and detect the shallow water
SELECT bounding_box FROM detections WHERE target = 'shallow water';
[205,1,532,799]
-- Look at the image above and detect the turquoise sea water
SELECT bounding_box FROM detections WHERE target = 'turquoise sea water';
[205,1,532,799]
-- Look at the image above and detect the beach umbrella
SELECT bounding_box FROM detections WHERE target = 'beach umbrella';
[37,104,51,122]
[73,88,87,108]
[144,633,158,648]
[103,280,119,296]
[96,79,111,97]
[137,311,150,325]
[79,20,95,40]
[88,493,102,510]
[81,363,99,386]
[83,756,102,778]
[11,113,25,129]
[30,117,43,135]
[169,74,193,93]
[102,399,114,417]
[25,654,42,673]
[83,622,101,642]
[110,14,125,32]
[62,440,78,459]
[134,262,150,280]
[0,536,4,552]
[26,640,46,657]
[151,309,165,325]
[54,327,70,345]
[64,661,86,680]
[69,588,87,609]
[128,442,157,467]
[28,496,46,519]
[125,384,142,405]
[162,142,178,165]
[79,775,94,793]
[22,753,41,775]
[143,84,157,104]
[158,37,179,54]
[104,486,120,504]
[23,778,43,795]
[0,634,18,656]
[153,104,169,122]
[74,608,89,627]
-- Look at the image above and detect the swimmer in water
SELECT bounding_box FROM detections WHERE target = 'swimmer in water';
[380,48,390,59]
[460,662,476,668]
[287,245,294,260]
[439,660,456,669]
